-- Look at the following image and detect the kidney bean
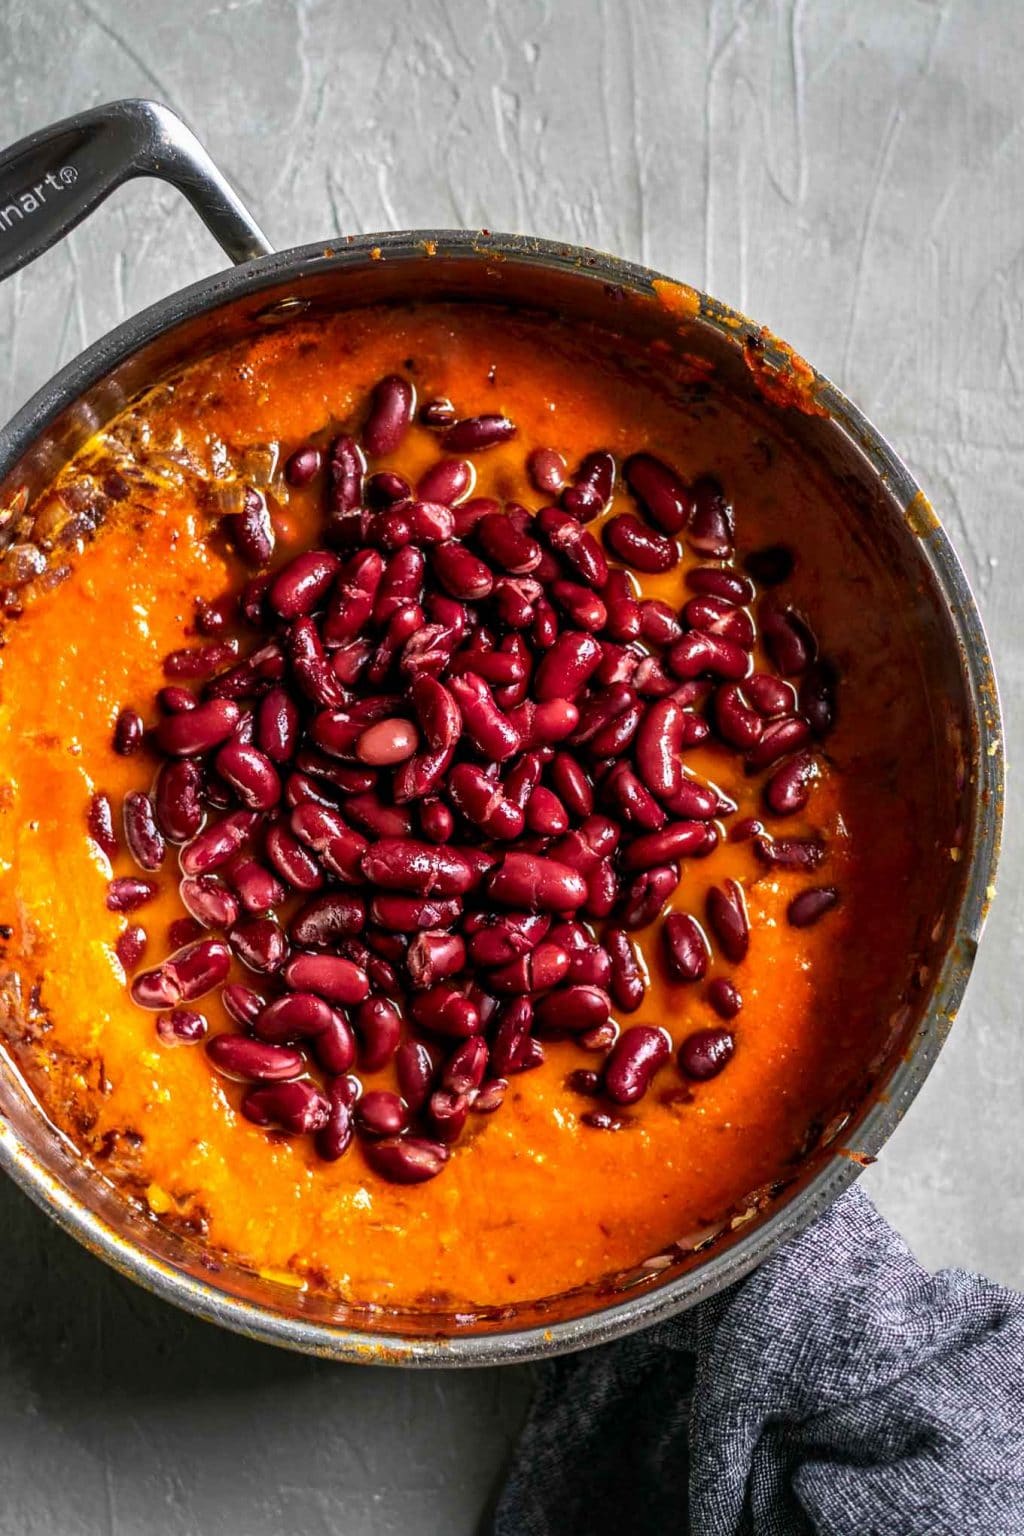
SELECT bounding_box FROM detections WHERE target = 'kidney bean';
[214,741,281,811]
[411,456,472,509]
[155,698,240,757]
[730,816,764,844]
[600,571,639,643]
[603,513,679,573]
[350,998,400,1073]
[360,374,413,456]
[467,913,550,969]
[535,507,608,588]
[130,959,182,1009]
[469,1078,505,1114]
[391,1039,434,1112]
[88,792,119,858]
[320,550,382,646]
[364,1135,449,1183]
[226,485,275,569]
[229,916,288,973]
[285,894,363,951]
[472,511,540,575]
[419,396,456,428]
[605,1025,671,1105]
[590,700,642,758]
[308,1009,355,1074]
[616,865,678,929]
[635,697,684,802]
[687,477,734,557]
[744,544,794,586]
[662,912,709,982]
[713,683,764,750]
[180,828,224,887]
[708,977,742,1019]
[178,874,237,928]
[561,450,615,519]
[763,752,814,817]
[447,672,522,760]
[207,1034,305,1082]
[685,565,754,604]
[283,952,369,1006]
[162,642,237,682]
[487,941,571,994]
[104,877,156,914]
[156,1007,208,1046]
[442,414,516,452]
[622,820,708,873]
[787,885,839,928]
[353,1090,407,1139]
[679,1027,735,1081]
[445,763,522,839]
[421,1088,468,1144]
[254,991,341,1044]
[744,715,812,772]
[518,700,577,750]
[684,594,755,648]
[315,1082,354,1162]
[164,937,231,1001]
[418,797,454,843]
[438,1038,487,1098]
[548,583,607,638]
[754,835,826,872]
[623,452,692,534]
[667,630,751,682]
[527,447,567,496]
[545,751,592,820]
[260,822,320,892]
[239,573,271,627]
[532,632,602,703]
[596,642,640,689]
[289,803,366,883]
[339,793,412,842]
[800,659,838,738]
[705,880,749,963]
[430,540,495,603]
[266,551,338,621]
[116,924,148,971]
[602,763,665,831]
[760,598,815,676]
[522,785,567,837]
[410,984,481,1038]
[406,931,467,988]
[284,445,322,487]
[361,838,475,897]
[746,674,796,718]
[252,688,297,765]
[123,792,166,871]
[370,894,461,932]
[604,927,644,1011]
[286,617,346,707]
[365,469,412,509]
[220,983,265,1028]
[663,778,720,821]
[487,852,588,913]
[243,1080,330,1135]
[502,751,543,811]
[168,916,205,950]
[636,599,681,649]
[536,984,611,1034]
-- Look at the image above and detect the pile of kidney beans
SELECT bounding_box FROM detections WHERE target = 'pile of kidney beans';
[89,373,838,1184]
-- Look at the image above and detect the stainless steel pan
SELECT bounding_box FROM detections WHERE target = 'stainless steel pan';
[0,99,1003,1366]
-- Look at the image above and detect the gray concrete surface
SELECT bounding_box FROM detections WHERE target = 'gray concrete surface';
[0,0,1021,1531]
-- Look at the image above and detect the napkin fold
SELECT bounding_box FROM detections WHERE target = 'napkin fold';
[493,1186,1024,1535]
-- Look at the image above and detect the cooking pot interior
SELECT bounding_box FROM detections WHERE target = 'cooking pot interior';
[0,239,986,1357]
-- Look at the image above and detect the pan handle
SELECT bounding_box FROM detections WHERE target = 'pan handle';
[0,98,273,283]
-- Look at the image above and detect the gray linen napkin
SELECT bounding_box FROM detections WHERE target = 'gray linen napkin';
[493,1186,1024,1535]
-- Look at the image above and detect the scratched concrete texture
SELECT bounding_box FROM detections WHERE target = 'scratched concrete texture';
[0,0,1021,1531]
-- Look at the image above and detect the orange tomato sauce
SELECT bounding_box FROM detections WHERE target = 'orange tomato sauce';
[0,304,943,1309]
